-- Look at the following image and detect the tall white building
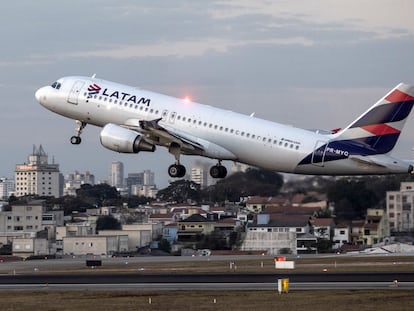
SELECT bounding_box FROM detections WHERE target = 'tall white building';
[110,161,124,188]
[0,178,15,200]
[386,182,414,232]
[190,161,209,189]
[14,145,63,197]
[143,170,155,186]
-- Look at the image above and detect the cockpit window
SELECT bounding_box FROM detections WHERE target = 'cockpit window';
[51,81,61,90]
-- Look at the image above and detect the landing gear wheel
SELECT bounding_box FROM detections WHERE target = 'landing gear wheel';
[168,164,186,178]
[70,136,82,145]
[210,165,227,178]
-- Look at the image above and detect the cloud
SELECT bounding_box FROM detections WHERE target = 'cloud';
[211,0,414,39]
[57,37,313,59]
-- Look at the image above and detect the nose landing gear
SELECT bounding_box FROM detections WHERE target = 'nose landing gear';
[70,120,87,145]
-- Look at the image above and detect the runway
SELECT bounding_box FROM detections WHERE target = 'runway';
[0,272,413,290]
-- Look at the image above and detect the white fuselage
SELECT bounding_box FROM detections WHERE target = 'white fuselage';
[35,76,412,176]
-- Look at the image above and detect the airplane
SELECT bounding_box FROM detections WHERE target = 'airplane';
[35,75,414,179]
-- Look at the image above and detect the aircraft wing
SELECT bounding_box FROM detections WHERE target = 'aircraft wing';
[123,118,205,154]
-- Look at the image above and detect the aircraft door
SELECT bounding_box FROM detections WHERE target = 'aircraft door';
[67,81,85,105]
[169,111,177,123]
[311,140,328,166]
[161,109,169,121]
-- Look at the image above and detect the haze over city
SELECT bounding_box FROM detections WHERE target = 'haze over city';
[2,1,414,187]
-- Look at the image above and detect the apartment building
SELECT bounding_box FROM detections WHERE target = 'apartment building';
[386,182,414,232]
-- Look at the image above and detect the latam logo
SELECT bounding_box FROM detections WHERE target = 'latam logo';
[88,83,101,95]
[87,84,151,106]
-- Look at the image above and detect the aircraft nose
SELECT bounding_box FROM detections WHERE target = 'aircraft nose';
[35,87,47,105]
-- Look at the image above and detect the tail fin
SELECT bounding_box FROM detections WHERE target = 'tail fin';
[334,83,414,154]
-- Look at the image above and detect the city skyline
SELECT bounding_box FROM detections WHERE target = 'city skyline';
[2,1,414,187]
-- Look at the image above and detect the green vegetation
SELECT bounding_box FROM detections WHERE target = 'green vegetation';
[203,168,284,202]
[96,215,122,231]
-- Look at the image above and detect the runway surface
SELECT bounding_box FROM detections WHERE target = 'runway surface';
[0,272,413,290]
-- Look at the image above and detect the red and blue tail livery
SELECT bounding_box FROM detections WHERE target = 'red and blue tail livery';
[36,76,414,178]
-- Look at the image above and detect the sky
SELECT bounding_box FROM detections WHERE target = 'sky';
[2,0,414,188]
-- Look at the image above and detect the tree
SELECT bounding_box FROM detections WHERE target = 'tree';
[328,178,380,221]
[156,180,201,203]
[76,184,120,207]
[96,215,121,231]
[203,168,284,202]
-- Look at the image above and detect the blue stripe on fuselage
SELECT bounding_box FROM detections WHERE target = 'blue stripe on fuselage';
[298,133,400,165]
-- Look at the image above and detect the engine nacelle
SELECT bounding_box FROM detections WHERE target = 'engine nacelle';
[100,123,155,153]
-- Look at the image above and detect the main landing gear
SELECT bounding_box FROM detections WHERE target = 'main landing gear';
[70,120,87,145]
[210,162,227,179]
[167,143,227,179]
[168,143,186,178]
[168,162,227,179]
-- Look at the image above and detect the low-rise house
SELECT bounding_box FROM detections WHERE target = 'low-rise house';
[63,235,128,256]
[98,224,156,252]
[363,209,389,246]
[241,213,313,255]
[149,213,176,225]
[350,220,365,245]
[162,223,178,244]
[245,196,287,213]
[312,218,335,240]
[12,237,49,258]
[177,214,215,242]
[333,223,350,249]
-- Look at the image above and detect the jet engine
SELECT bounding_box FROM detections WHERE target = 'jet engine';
[100,123,155,153]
